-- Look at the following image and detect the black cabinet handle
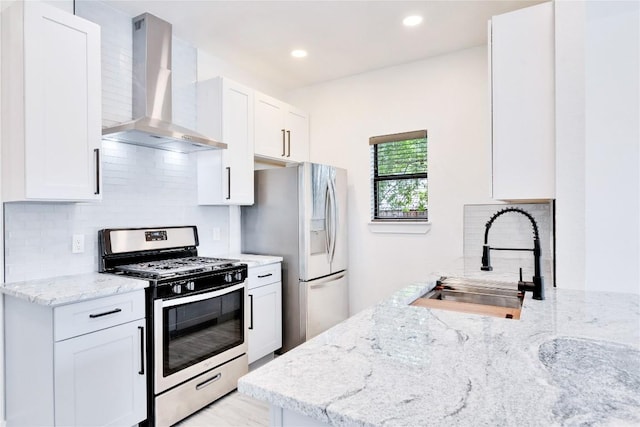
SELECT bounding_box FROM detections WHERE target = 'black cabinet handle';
[138,326,145,375]
[94,148,100,195]
[226,166,231,200]
[257,273,273,278]
[248,294,254,330]
[286,130,291,157]
[281,129,286,156]
[89,308,121,318]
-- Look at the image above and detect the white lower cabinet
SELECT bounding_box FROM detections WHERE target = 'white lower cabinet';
[54,319,147,426]
[5,290,147,427]
[247,263,283,364]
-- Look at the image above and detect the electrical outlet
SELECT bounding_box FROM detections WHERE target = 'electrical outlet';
[72,234,85,253]
[212,228,221,241]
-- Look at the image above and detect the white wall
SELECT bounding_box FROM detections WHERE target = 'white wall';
[585,0,639,294]
[556,0,640,295]
[555,0,586,292]
[288,46,496,313]
[198,51,286,100]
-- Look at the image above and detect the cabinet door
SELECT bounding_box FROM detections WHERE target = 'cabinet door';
[491,2,554,200]
[54,319,147,427]
[223,79,255,204]
[197,78,254,205]
[285,106,309,162]
[254,91,287,159]
[24,2,101,200]
[248,282,282,364]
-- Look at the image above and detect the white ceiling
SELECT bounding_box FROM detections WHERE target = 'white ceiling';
[104,0,544,91]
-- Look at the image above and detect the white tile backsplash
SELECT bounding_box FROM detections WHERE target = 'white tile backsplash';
[463,202,554,284]
[76,0,133,126]
[3,1,230,283]
[172,36,198,130]
[4,142,230,283]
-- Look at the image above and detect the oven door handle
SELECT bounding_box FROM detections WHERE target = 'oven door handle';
[161,282,245,308]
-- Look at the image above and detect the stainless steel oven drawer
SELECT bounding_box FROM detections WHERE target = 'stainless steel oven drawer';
[155,354,248,427]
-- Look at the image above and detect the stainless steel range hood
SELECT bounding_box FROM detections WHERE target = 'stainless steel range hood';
[102,13,226,153]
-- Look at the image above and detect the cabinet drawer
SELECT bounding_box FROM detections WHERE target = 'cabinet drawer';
[54,290,145,341]
[248,263,281,290]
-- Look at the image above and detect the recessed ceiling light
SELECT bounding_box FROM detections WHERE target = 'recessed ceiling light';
[403,15,423,27]
[291,49,308,58]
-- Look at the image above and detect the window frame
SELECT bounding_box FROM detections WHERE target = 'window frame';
[370,130,428,222]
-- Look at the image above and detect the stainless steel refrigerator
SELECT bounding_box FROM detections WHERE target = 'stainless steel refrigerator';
[241,162,348,353]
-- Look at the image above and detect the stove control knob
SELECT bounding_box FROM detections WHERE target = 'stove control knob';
[172,284,183,295]
[224,273,233,283]
[186,281,195,291]
[234,271,243,281]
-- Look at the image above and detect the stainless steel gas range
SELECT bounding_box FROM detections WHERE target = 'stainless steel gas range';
[99,226,248,426]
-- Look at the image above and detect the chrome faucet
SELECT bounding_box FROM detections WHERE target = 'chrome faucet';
[480,207,545,300]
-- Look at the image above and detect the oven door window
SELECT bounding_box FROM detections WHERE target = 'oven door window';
[163,288,244,377]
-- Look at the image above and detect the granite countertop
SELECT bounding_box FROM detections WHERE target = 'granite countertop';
[210,253,284,267]
[0,273,148,306]
[0,254,282,307]
[238,277,640,426]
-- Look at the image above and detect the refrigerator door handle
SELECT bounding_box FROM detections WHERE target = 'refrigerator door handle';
[328,177,338,265]
[324,184,332,262]
[309,272,347,289]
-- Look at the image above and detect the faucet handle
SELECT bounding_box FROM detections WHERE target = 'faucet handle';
[519,267,523,283]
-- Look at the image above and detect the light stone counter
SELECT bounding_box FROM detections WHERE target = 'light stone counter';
[209,253,283,267]
[238,276,640,426]
[0,273,148,306]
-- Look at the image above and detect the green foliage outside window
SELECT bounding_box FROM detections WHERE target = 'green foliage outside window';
[372,134,428,220]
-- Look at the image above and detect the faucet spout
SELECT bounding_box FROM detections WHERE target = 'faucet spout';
[481,207,545,300]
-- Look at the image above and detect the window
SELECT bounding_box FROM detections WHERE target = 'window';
[370,130,428,221]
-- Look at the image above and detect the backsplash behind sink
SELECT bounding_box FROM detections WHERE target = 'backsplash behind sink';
[463,202,554,286]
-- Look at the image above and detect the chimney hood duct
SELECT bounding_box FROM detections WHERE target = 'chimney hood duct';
[102,13,226,153]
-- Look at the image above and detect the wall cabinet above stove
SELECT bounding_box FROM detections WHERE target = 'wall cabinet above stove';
[1,1,102,202]
[489,2,555,201]
[197,77,254,205]
[254,91,310,164]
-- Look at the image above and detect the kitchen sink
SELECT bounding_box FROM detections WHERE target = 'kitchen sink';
[411,277,524,319]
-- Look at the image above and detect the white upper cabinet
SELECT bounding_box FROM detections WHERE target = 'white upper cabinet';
[490,2,555,200]
[197,77,255,205]
[254,91,309,163]
[2,1,102,201]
